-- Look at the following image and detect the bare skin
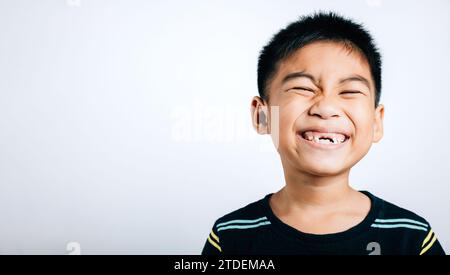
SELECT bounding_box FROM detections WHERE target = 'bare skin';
[269,182,370,234]
[251,41,384,234]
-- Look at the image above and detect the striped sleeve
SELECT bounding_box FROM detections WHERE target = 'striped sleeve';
[201,225,222,255]
[418,227,446,255]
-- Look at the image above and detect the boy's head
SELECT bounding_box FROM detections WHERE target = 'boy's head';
[251,12,385,177]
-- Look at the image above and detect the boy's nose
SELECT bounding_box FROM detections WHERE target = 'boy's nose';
[308,95,341,119]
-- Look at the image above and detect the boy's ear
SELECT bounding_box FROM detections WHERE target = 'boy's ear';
[251,96,269,134]
[373,104,384,143]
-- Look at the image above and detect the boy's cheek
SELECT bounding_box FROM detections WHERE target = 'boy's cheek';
[276,108,300,134]
[351,127,374,156]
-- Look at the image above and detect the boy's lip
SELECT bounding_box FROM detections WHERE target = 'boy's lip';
[297,126,351,137]
[296,127,351,150]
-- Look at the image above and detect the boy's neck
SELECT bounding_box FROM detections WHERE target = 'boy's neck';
[270,159,371,234]
[279,164,356,211]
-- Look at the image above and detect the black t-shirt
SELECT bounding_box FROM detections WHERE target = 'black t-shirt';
[201,191,445,255]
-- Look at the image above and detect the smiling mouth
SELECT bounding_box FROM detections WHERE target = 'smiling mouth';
[299,130,350,145]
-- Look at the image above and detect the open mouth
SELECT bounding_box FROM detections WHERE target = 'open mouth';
[299,130,350,145]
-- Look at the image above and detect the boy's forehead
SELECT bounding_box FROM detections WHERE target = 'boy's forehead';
[274,41,373,88]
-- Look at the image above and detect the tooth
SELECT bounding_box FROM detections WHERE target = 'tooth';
[306,133,313,141]
[305,131,348,144]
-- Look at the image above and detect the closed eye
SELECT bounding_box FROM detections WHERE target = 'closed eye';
[340,90,364,95]
[290,87,315,93]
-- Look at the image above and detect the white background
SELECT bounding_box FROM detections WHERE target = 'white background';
[0,0,449,254]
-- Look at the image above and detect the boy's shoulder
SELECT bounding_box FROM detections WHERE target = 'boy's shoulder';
[369,191,430,227]
[213,194,269,229]
[367,192,446,255]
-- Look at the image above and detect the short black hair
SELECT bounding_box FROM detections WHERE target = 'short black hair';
[257,12,382,106]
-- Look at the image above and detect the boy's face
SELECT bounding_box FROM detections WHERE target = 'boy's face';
[252,41,384,177]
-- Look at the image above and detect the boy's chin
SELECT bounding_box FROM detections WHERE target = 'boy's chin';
[299,161,350,177]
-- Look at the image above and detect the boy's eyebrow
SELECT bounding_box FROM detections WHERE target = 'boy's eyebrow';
[281,71,318,85]
[339,75,371,90]
[282,71,372,90]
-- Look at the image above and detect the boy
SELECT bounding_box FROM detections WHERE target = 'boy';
[201,12,445,255]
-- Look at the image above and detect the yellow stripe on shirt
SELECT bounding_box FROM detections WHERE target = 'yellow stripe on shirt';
[422,229,433,247]
[210,230,220,243]
[207,235,222,252]
[420,235,437,255]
